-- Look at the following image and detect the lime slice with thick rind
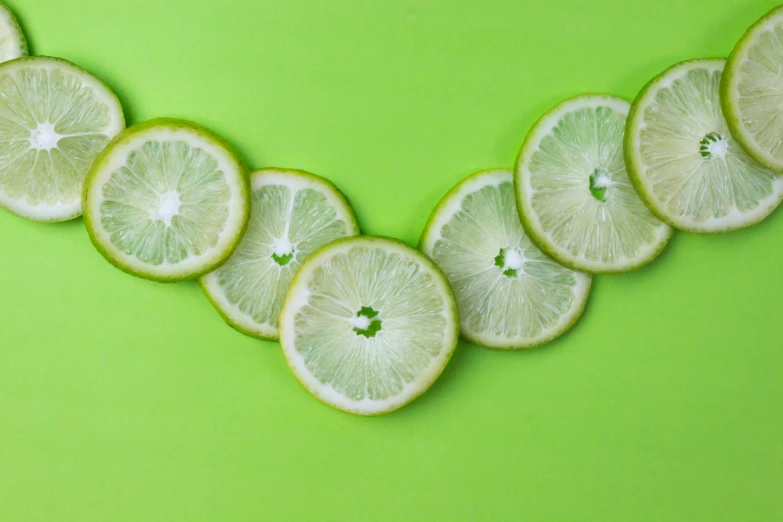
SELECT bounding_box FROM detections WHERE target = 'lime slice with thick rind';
[0,2,27,63]
[200,168,360,340]
[515,94,672,274]
[83,118,250,282]
[420,169,591,350]
[0,57,124,221]
[279,236,459,415]
[627,59,783,233]
[723,5,783,172]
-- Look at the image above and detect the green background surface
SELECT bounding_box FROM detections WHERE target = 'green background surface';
[1,0,782,520]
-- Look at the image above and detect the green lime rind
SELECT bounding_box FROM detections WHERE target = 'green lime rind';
[279,235,460,416]
[514,94,673,275]
[83,118,251,283]
[626,58,783,234]
[200,168,361,341]
[722,5,783,172]
[0,56,125,222]
[0,2,28,61]
[420,168,591,350]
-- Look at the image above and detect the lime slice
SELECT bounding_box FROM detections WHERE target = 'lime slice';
[0,2,27,62]
[627,59,783,233]
[515,94,672,274]
[0,57,124,221]
[200,168,360,340]
[83,118,250,282]
[279,236,459,415]
[723,5,783,172]
[420,169,591,349]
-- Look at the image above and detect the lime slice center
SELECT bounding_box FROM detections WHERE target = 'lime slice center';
[150,190,181,226]
[350,305,382,338]
[29,122,61,151]
[271,236,295,266]
[588,168,613,202]
[494,247,526,278]
[699,132,728,160]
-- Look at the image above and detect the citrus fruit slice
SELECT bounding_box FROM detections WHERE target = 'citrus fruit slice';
[279,236,459,415]
[0,2,27,63]
[627,59,783,233]
[515,94,672,274]
[201,168,360,340]
[722,5,783,172]
[0,57,124,221]
[83,118,250,282]
[420,169,591,349]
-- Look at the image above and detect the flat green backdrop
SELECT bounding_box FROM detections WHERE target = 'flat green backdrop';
[1,1,781,520]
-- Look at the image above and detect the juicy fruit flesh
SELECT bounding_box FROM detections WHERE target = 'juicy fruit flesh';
[0,66,113,206]
[215,184,351,329]
[638,66,778,221]
[100,140,231,265]
[293,246,449,402]
[528,104,663,264]
[433,180,581,341]
[736,21,783,162]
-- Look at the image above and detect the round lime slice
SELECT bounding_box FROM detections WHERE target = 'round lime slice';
[627,59,783,233]
[0,2,27,63]
[0,57,124,221]
[201,168,360,340]
[83,118,250,282]
[515,94,672,274]
[279,236,459,415]
[722,5,783,172]
[420,169,591,349]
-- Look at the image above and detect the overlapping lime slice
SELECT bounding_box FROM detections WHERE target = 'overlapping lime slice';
[722,5,783,172]
[420,169,591,349]
[201,168,359,340]
[0,2,27,63]
[515,95,672,274]
[627,59,783,233]
[0,57,124,221]
[279,236,459,415]
[83,118,249,282]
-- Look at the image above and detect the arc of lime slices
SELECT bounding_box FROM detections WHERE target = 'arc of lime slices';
[200,168,360,340]
[515,94,672,274]
[0,57,124,221]
[83,118,250,282]
[626,58,783,233]
[420,169,591,350]
[722,5,783,172]
[279,236,459,415]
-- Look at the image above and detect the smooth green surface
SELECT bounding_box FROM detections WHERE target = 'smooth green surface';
[0,0,781,520]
